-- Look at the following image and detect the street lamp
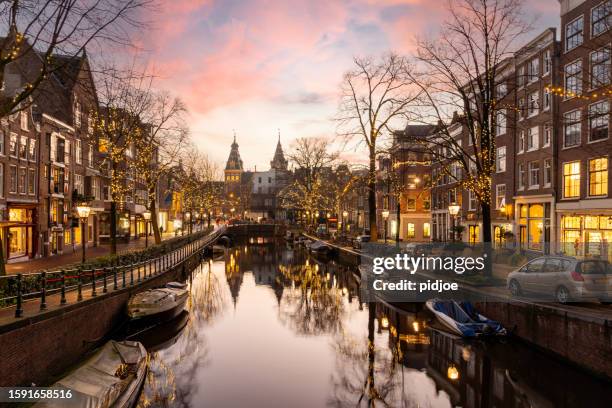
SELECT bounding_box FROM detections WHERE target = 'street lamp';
[76,204,91,264]
[185,211,192,234]
[448,203,460,242]
[382,210,390,243]
[142,210,151,248]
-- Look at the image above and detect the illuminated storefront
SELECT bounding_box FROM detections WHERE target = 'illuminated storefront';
[2,206,37,260]
[560,215,612,261]
[514,197,555,254]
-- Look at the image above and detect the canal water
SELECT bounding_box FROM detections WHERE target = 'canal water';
[134,241,611,408]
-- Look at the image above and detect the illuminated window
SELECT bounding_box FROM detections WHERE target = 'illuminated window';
[563,161,581,198]
[406,223,415,238]
[588,157,608,196]
[423,222,431,238]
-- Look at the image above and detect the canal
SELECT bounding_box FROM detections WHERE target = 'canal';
[132,240,611,407]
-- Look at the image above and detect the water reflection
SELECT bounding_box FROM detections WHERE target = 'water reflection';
[136,242,611,408]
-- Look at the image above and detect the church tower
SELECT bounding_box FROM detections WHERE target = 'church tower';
[225,133,243,183]
[270,131,288,171]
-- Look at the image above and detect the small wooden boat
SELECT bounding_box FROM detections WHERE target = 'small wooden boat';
[166,281,187,290]
[425,299,506,338]
[127,288,188,322]
[307,240,334,255]
[35,340,147,408]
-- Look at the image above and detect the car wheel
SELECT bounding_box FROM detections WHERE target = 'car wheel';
[509,279,522,296]
[556,286,570,304]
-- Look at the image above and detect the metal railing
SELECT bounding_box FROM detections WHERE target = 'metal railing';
[0,227,226,319]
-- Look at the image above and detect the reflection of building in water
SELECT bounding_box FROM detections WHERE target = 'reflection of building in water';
[225,250,243,306]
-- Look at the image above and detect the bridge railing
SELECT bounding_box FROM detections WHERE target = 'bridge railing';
[0,226,226,318]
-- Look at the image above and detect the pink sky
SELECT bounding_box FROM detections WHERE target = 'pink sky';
[138,0,559,172]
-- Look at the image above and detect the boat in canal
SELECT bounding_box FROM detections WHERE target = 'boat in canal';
[166,281,187,290]
[127,287,188,323]
[306,239,335,255]
[426,299,506,337]
[36,340,147,408]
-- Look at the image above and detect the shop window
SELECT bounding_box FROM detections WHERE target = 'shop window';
[529,204,544,218]
[423,222,431,238]
[563,161,581,198]
[585,216,600,229]
[588,157,608,196]
[64,229,71,245]
[406,223,415,238]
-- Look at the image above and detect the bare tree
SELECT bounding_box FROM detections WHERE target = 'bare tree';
[0,0,152,118]
[134,91,189,244]
[406,0,532,275]
[337,53,422,241]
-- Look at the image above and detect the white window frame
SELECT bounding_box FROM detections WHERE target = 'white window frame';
[543,49,552,75]
[563,160,581,199]
[496,146,506,173]
[543,124,552,147]
[563,109,582,148]
[495,184,506,210]
[588,99,610,142]
[564,59,583,98]
[590,46,611,89]
[565,15,584,52]
[591,1,612,38]
[527,126,539,151]
[544,159,552,187]
[528,161,540,189]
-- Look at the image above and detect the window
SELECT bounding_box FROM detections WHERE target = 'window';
[28,139,36,161]
[543,49,552,75]
[543,88,551,110]
[527,57,539,82]
[28,168,35,195]
[527,126,539,151]
[529,161,540,188]
[406,223,415,238]
[18,167,26,194]
[92,178,100,200]
[0,131,4,155]
[468,190,477,210]
[0,164,3,197]
[423,222,431,238]
[564,110,581,147]
[87,144,94,167]
[591,1,611,37]
[591,47,611,88]
[496,110,506,135]
[74,174,84,195]
[543,124,552,147]
[528,91,539,116]
[588,157,608,196]
[9,165,17,193]
[20,110,28,131]
[496,146,506,172]
[19,136,27,159]
[76,140,82,164]
[9,133,17,156]
[518,131,525,153]
[64,140,70,165]
[565,60,582,96]
[74,100,81,127]
[496,83,507,98]
[544,159,552,187]
[407,198,416,210]
[518,163,526,190]
[518,98,525,120]
[517,66,526,88]
[563,161,581,198]
[565,16,584,51]
[589,100,609,141]
[495,184,506,209]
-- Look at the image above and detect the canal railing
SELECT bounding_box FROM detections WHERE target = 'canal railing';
[0,226,226,319]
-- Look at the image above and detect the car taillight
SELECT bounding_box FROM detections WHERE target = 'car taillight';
[571,271,584,282]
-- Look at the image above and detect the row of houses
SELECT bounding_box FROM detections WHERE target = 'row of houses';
[373,0,612,262]
[0,46,187,264]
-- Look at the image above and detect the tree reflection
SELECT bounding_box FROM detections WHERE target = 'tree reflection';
[277,260,345,335]
[189,260,227,323]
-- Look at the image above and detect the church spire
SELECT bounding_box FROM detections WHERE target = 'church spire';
[225,132,243,170]
[270,130,288,171]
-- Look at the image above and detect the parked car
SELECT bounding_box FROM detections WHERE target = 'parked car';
[507,256,612,303]
[352,235,371,249]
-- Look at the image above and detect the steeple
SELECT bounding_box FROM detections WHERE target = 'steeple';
[225,131,243,171]
[270,129,288,171]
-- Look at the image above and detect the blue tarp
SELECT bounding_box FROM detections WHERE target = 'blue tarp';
[432,300,506,337]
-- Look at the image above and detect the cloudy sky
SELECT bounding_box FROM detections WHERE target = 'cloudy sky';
[138,0,559,172]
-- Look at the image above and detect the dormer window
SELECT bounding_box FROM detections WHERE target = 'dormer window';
[20,110,28,131]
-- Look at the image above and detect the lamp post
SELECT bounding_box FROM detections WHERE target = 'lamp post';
[382,210,390,243]
[185,211,192,234]
[448,203,460,242]
[142,210,151,248]
[76,204,91,264]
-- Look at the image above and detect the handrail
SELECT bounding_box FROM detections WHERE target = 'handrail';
[0,226,226,318]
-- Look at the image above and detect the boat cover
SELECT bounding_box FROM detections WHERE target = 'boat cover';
[129,288,182,308]
[431,300,506,337]
[36,341,146,408]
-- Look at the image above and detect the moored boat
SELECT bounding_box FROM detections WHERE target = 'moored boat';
[166,281,187,290]
[425,299,506,338]
[127,287,188,323]
[35,340,147,408]
[307,240,334,255]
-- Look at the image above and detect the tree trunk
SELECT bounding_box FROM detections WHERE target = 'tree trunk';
[150,197,162,244]
[110,201,117,256]
[0,236,5,275]
[481,202,493,277]
[395,200,401,248]
[368,148,378,241]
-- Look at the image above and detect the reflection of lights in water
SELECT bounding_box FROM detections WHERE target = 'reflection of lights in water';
[381,316,389,329]
[244,246,248,254]
[461,346,472,362]
[326,273,330,281]
[342,287,348,296]
[315,264,319,272]
[447,365,460,380]
[305,259,309,266]
[412,321,419,332]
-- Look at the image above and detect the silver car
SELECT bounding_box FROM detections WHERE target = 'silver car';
[507,256,612,303]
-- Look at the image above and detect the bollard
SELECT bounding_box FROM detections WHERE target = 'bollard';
[60,270,67,305]
[40,272,47,310]
[130,267,134,286]
[91,269,97,297]
[137,263,141,283]
[113,267,118,290]
[15,274,23,318]
[103,268,108,293]
[77,269,83,301]
[122,267,127,288]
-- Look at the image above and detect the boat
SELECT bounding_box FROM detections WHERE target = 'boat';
[127,287,188,323]
[307,240,334,255]
[212,245,226,254]
[35,340,147,408]
[425,299,506,338]
[128,310,190,352]
[166,281,187,290]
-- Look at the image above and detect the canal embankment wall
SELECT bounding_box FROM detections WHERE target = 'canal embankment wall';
[0,253,203,387]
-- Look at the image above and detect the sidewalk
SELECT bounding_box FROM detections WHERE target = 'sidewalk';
[5,233,177,275]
